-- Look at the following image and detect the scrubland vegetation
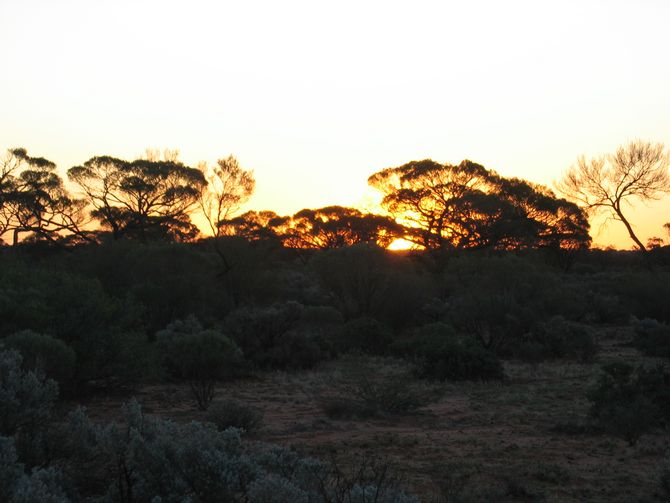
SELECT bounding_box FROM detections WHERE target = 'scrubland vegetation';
[2,142,670,501]
[2,241,670,502]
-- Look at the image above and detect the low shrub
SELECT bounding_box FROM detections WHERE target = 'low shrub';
[393,323,504,382]
[0,350,58,437]
[661,456,670,500]
[206,399,264,433]
[318,357,442,419]
[631,318,670,358]
[337,317,394,355]
[157,317,244,410]
[2,331,76,387]
[587,362,670,445]
[225,302,329,370]
[528,316,598,362]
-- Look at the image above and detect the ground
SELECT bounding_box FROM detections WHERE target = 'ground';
[80,326,670,502]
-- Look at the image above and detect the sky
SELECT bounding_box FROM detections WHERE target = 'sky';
[1,0,670,248]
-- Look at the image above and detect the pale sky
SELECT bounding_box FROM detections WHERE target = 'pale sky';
[2,0,669,248]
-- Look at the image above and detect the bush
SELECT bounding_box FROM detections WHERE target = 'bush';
[0,261,147,388]
[661,457,670,500]
[2,331,76,386]
[206,399,264,433]
[318,357,442,419]
[54,401,420,502]
[631,318,670,358]
[310,244,433,327]
[587,362,670,445]
[528,316,598,362]
[226,302,329,370]
[337,317,394,355]
[157,317,244,410]
[0,350,58,437]
[393,323,504,382]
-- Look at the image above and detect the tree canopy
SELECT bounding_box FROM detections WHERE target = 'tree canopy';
[558,140,670,252]
[368,159,590,252]
[1,148,88,245]
[219,206,402,249]
[68,154,206,242]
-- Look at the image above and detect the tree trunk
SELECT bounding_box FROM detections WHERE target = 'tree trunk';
[614,206,647,252]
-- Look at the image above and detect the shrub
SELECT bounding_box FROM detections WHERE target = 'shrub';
[661,457,670,500]
[0,436,24,502]
[528,316,598,362]
[54,401,421,502]
[0,350,58,437]
[310,244,433,327]
[318,357,442,419]
[225,302,328,370]
[12,467,70,503]
[157,317,244,410]
[631,318,670,358]
[206,399,264,433]
[587,362,670,445]
[393,323,504,382]
[2,331,76,386]
[337,317,394,355]
[0,262,147,387]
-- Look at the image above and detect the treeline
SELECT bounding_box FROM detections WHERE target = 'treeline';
[1,147,592,255]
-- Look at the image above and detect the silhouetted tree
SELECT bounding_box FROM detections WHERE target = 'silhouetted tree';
[68,154,206,242]
[218,210,281,241]
[275,206,403,249]
[0,148,89,245]
[369,159,590,253]
[197,155,255,237]
[558,140,670,252]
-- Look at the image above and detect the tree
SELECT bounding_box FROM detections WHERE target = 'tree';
[197,155,255,237]
[274,206,403,249]
[0,148,89,245]
[218,210,282,242]
[68,153,206,242]
[558,140,670,252]
[369,159,590,253]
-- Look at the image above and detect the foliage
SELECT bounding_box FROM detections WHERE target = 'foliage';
[51,401,419,502]
[2,331,76,386]
[336,317,394,355]
[393,323,504,381]
[318,357,442,419]
[528,316,598,362]
[0,148,89,246]
[444,255,547,353]
[661,456,670,500]
[558,140,670,252]
[631,318,670,358]
[311,243,433,325]
[225,301,330,370]
[68,153,206,242]
[157,317,244,410]
[206,399,264,433]
[197,155,255,237]
[0,350,58,437]
[369,158,590,252]
[587,362,670,445]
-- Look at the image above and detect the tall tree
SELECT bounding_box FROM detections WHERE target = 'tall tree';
[369,159,590,252]
[197,155,255,237]
[0,148,88,245]
[558,140,670,252]
[68,154,206,242]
